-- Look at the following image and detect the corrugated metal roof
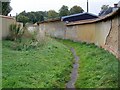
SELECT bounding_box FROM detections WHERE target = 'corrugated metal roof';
[61,12,98,20]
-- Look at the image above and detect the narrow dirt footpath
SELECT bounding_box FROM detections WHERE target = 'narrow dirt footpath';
[66,48,79,89]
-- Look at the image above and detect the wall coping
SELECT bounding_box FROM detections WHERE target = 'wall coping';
[0,15,15,20]
[38,18,61,24]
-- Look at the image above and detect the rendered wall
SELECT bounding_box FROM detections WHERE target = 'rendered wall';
[66,24,96,43]
[118,16,120,58]
[95,20,111,46]
[0,16,16,39]
[105,16,119,57]
[39,14,120,58]
[39,21,66,39]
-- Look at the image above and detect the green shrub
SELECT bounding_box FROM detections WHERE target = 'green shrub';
[8,24,47,51]
[9,24,24,41]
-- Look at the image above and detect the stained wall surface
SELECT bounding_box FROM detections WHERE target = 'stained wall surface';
[39,21,66,39]
[105,16,119,57]
[39,11,119,58]
[66,24,96,43]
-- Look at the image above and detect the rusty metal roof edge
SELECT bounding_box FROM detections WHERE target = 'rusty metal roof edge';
[66,8,120,26]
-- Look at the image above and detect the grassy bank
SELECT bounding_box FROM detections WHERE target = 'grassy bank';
[57,39,119,88]
[2,38,73,88]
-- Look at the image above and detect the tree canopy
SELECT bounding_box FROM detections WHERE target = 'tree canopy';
[70,5,84,15]
[47,10,58,19]
[1,0,12,16]
[17,14,29,26]
[17,11,45,25]
[16,5,84,24]
[59,5,70,17]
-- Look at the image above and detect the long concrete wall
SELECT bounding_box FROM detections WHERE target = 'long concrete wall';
[39,10,120,58]
[39,19,113,46]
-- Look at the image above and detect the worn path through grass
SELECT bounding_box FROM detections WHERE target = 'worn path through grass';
[66,48,79,88]
[56,38,120,88]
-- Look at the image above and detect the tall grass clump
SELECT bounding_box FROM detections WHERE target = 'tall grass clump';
[8,23,47,51]
[9,23,24,41]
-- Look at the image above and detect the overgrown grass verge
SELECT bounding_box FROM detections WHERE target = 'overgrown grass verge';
[56,39,120,88]
[2,38,73,88]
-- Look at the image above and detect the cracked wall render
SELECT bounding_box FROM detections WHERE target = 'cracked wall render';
[105,16,119,57]
[95,20,111,46]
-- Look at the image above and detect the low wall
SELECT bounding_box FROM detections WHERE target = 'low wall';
[0,15,16,39]
[27,25,39,32]
[39,9,120,58]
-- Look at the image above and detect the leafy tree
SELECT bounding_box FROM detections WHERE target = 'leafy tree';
[17,15,29,26]
[34,11,44,22]
[2,1,12,16]
[59,5,69,17]
[70,5,84,15]
[19,10,27,16]
[27,12,37,23]
[17,11,46,24]
[47,10,58,19]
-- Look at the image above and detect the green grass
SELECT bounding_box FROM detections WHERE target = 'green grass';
[57,39,120,88]
[2,38,73,88]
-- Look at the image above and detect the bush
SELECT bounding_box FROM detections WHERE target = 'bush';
[9,23,24,41]
[10,26,47,51]
[12,38,39,51]
[8,23,47,51]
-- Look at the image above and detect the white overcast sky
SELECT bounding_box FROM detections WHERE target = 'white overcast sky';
[10,0,120,16]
